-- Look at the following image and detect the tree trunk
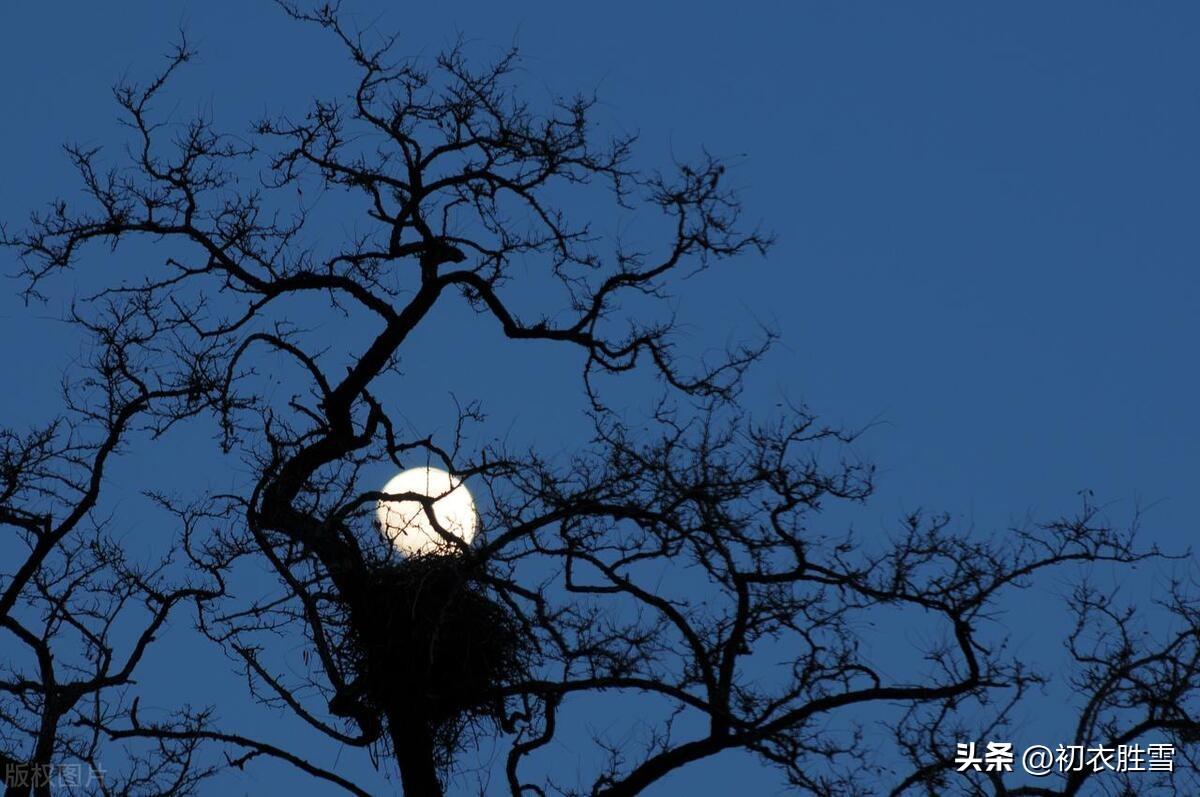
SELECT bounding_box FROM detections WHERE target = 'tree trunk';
[388,711,442,797]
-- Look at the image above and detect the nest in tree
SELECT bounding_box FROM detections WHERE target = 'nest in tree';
[333,556,528,754]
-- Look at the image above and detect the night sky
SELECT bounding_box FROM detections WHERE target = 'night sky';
[2,3,1198,794]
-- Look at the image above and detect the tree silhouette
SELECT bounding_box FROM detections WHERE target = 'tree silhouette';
[3,5,1200,796]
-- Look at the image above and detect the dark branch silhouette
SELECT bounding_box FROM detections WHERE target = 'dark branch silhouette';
[2,5,1197,796]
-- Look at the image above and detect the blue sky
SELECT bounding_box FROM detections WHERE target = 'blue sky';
[2,2,1198,794]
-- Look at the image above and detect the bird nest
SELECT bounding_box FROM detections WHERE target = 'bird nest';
[334,556,528,755]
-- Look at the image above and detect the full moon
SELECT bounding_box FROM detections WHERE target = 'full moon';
[375,467,478,556]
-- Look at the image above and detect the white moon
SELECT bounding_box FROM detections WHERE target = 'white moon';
[375,467,478,556]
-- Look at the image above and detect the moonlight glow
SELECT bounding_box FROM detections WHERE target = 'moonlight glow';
[375,467,478,556]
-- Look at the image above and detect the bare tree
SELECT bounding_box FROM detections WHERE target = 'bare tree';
[0,297,230,796]
[3,5,1198,796]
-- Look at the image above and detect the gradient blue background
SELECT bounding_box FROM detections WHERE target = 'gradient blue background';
[2,2,1197,794]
